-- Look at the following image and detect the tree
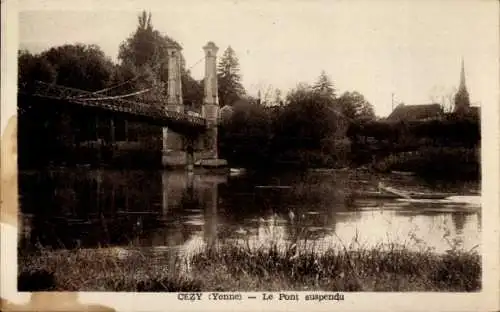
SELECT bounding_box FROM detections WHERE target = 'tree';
[217,46,246,107]
[18,50,57,89]
[278,84,339,150]
[18,45,117,166]
[22,44,115,91]
[116,10,203,106]
[254,83,281,106]
[117,11,172,104]
[313,70,336,100]
[17,45,114,135]
[428,85,456,113]
[285,82,312,105]
[337,91,375,122]
[182,70,204,111]
[219,98,271,167]
[274,88,283,106]
[118,11,178,71]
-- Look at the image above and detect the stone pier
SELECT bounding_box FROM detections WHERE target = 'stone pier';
[192,41,228,169]
[162,43,185,167]
[162,41,227,170]
[201,41,220,160]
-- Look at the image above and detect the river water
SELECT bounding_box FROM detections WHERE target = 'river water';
[18,169,481,256]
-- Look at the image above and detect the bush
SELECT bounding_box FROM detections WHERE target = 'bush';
[374,147,479,180]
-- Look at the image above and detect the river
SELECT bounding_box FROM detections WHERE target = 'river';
[18,168,481,256]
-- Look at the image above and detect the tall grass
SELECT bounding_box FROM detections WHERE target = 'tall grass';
[18,247,202,292]
[18,225,481,292]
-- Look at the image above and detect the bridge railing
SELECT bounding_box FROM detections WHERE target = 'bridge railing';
[22,81,207,127]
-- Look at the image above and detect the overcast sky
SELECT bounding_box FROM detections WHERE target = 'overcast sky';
[18,0,498,116]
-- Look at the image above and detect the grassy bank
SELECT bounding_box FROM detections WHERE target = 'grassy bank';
[19,239,481,292]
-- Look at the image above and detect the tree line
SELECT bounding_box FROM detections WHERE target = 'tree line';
[18,10,479,180]
[18,11,375,166]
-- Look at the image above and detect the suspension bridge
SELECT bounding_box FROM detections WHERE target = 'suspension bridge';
[18,80,208,135]
[18,41,225,170]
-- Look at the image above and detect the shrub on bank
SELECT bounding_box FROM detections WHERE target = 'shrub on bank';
[374,147,479,180]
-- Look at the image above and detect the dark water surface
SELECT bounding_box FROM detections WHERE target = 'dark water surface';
[18,169,481,255]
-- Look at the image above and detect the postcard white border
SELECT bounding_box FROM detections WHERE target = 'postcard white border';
[2,1,499,311]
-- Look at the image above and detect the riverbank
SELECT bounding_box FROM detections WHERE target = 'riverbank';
[19,240,481,292]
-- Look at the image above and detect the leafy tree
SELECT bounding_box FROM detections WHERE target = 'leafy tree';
[18,45,118,166]
[264,85,348,167]
[118,11,179,71]
[19,44,115,91]
[217,46,246,106]
[284,82,312,104]
[219,99,271,167]
[116,11,204,106]
[337,91,375,122]
[255,84,279,106]
[428,85,457,113]
[312,70,336,100]
[18,50,57,89]
[116,11,176,104]
[182,70,204,111]
[115,11,204,107]
[277,84,339,151]
[274,88,283,106]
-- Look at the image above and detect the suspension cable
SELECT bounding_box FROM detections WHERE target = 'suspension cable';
[186,56,205,71]
[74,61,165,98]
[73,76,141,98]
[40,54,204,101]
[78,88,153,101]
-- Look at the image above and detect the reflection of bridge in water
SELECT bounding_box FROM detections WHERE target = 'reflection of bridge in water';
[18,170,481,256]
[18,170,228,251]
[160,172,226,250]
[19,170,356,252]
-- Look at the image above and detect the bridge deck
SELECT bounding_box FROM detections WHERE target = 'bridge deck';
[19,81,207,135]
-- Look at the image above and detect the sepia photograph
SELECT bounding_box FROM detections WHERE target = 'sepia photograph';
[2,0,499,311]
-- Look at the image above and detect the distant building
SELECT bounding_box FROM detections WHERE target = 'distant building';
[454,59,471,114]
[387,103,444,122]
[452,59,481,119]
[468,106,480,118]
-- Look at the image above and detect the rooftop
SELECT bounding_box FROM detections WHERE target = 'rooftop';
[387,103,444,122]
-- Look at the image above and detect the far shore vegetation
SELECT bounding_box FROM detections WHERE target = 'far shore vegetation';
[18,11,480,182]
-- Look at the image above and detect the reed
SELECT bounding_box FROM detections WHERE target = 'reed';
[18,231,481,292]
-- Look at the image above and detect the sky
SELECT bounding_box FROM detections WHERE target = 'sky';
[17,0,499,117]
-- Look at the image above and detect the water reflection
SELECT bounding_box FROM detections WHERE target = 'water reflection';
[18,169,481,255]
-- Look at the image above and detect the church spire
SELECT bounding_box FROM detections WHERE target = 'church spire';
[459,58,466,91]
[454,58,470,114]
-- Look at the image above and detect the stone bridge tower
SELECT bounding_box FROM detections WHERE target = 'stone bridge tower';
[162,43,184,166]
[166,45,183,112]
[201,41,220,159]
[162,41,225,169]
